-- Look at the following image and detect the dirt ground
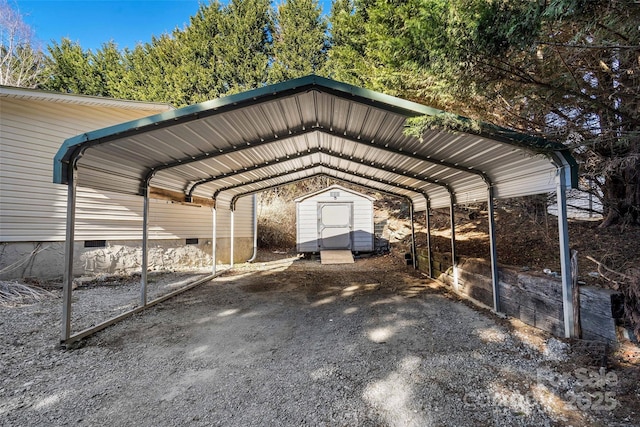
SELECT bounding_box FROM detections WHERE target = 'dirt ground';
[388,206,640,288]
[1,250,639,426]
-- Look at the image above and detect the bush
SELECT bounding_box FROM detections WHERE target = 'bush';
[257,195,296,250]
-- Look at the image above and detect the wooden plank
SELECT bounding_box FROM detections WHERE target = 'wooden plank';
[580,312,617,342]
[579,286,619,342]
[499,268,519,288]
[515,273,563,300]
[497,281,528,300]
[498,296,519,318]
[531,295,564,319]
[499,281,563,317]
[453,272,494,307]
[457,257,493,277]
[579,286,617,317]
[417,248,430,257]
[535,314,565,337]
[571,249,582,338]
[435,255,580,337]
[149,186,215,207]
[500,295,564,335]
[467,285,493,307]
[320,250,354,265]
[417,254,430,273]
[459,270,493,292]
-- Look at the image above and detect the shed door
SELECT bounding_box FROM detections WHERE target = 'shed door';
[318,202,353,250]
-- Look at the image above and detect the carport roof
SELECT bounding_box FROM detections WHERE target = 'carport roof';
[53,75,577,211]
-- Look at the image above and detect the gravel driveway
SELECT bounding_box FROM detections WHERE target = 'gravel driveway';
[1,252,638,426]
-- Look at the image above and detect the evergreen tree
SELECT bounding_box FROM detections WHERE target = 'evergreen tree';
[43,39,101,94]
[214,0,273,93]
[92,41,127,97]
[323,0,370,87]
[118,34,185,104]
[327,0,640,227]
[269,0,328,83]
[114,1,229,106]
[175,1,227,104]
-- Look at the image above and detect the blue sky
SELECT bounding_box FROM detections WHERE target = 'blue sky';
[14,0,332,53]
[15,0,204,51]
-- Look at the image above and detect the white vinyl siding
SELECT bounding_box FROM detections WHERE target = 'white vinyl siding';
[296,185,374,252]
[213,194,253,239]
[233,195,255,239]
[0,96,216,242]
[297,202,319,252]
[352,202,374,250]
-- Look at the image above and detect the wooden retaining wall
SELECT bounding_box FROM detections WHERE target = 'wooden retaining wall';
[416,249,622,342]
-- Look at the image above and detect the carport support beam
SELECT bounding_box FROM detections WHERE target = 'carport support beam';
[487,186,500,313]
[247,194,258,262]
[425,198,432,278]
[141,185,149,307]
[61,164,78,342]
[212,206,217,275]
[409,201,416,269]
[557,166,576,338]
[230,207,235,268]
[450,195,458,290]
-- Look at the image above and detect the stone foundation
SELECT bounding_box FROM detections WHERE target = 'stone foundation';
[0,238,254,280]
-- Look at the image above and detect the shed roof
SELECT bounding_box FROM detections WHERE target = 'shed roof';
[1,85,174,111]
[53,75,577,211]
[294,184,377,203]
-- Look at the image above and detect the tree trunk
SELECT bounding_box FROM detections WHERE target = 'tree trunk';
[600,154,640,227]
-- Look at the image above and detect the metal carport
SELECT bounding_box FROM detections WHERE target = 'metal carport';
[53,75,578,344]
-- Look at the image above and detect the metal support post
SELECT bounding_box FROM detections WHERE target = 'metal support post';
[141,184,149,307]
[450,194,458,290]
[61,164,78,343]
[212,206,217,275]
[556,166,576,338]
[487,186,500,312]
[230,206,235,268]
[246,194,258,262]
[409,201,417,269]
[425,197,432,278]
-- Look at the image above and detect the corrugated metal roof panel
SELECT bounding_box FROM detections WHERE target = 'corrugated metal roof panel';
[216,165,429,212]
[53,75,577,212]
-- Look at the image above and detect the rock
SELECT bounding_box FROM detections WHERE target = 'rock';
[544,337,569,361]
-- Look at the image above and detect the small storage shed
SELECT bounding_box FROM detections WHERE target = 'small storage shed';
[296,185,375,253]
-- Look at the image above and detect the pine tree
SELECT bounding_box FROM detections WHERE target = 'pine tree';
[43,39,100,94]
[92,41,127,97]
[269,0,328,83]
[214,0,273,93]
[175,1,227,104]
[327,0,640,226]
[323,0,370,87]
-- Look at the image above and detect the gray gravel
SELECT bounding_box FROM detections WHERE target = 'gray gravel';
[1,253,637,426]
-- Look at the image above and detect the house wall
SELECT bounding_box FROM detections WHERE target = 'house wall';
[296,186,374,252]
[213,194,255,264]
[0,94,253,279]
